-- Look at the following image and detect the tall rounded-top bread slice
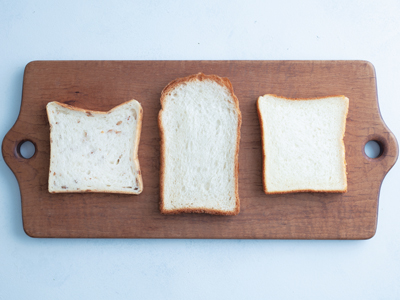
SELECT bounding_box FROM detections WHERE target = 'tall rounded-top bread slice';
[257,94,349,194]
[159,73,242,215]
[47,100,143,194]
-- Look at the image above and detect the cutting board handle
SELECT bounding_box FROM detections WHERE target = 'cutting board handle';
[362,128,398,174]
[2,122,40,184]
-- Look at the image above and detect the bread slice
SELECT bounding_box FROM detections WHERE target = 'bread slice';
[47,100,143,194]
[257,94,349,194]
[159,73,241,215]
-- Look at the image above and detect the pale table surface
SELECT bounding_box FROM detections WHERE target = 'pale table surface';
[1,1,399,299]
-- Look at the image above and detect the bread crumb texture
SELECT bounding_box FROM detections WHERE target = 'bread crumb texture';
[160,73,241,214]
[46,100,143,194]
[258,94,349,194]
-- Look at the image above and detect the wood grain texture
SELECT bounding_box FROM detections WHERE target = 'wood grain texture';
[2,60,398,239]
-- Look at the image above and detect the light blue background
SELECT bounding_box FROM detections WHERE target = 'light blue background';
[1,1,399,299]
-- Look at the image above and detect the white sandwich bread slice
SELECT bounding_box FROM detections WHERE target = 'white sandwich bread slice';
[47,100,143,194]
[257,94,349,194]
[159,73,242,215]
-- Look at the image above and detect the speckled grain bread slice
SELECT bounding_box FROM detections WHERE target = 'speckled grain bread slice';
[257,94,349,194]
[47,100,143,194]
[159,73,242,215]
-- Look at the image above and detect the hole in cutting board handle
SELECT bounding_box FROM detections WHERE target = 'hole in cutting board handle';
[17,140,36,159]
[364,140,384,159]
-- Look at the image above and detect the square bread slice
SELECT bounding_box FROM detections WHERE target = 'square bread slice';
[159,73,242,215]
[257,94,349,194]
[47,100,143,194]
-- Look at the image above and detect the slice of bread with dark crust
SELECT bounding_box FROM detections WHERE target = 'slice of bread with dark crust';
[159,73,241,215]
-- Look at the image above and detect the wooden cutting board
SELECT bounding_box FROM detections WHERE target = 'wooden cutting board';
[2,60,398,239]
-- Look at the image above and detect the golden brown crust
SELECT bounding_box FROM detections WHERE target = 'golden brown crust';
[256,97,268,194]
[159,73,241,215]
[262,94,348,102]
[49,189,140,194]
[133,105,144,193]
[340,95,349,193]
[160,207,239,216]
[257,94,348,194]
[262,189,347,195]
[46,99,143,195]
[48,100,139,115]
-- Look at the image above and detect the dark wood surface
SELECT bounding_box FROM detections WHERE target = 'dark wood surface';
[2,60,398,239]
